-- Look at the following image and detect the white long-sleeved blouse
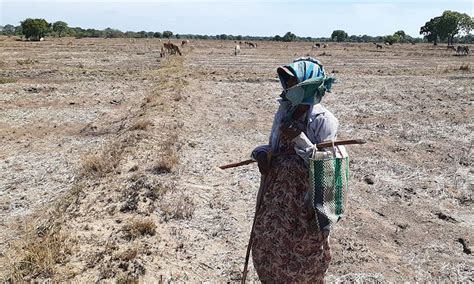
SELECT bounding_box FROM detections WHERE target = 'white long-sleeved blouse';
[252,100,339,161]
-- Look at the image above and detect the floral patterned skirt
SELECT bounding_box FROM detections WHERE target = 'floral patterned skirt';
[252,155,331,283]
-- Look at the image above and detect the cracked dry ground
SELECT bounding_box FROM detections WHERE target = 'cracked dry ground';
[1,38,473,282]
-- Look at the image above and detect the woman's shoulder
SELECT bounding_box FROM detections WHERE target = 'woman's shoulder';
[309,104,336,120]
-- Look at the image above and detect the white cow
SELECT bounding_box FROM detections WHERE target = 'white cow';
[234,45,241,56]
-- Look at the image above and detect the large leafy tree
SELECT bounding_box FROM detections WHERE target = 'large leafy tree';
[21,18,50,40]
[437,11,473,46]
[52,21,68,37]
[282,31,296,42]
[420,16,441,45]
[420,11,473,46]
[394,30,406,42]
[2,24,16,35]
[331,30,348,42]
[162,31,173,38]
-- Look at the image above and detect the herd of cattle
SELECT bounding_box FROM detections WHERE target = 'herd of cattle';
[156,40,471,57]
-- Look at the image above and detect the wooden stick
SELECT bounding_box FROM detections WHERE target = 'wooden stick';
[218,159,256,170]
[218,139,365,170]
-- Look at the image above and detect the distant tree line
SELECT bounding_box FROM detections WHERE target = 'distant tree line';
[1,12,472,44]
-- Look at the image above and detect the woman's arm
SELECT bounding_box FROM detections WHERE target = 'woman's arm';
[293,105,339,163]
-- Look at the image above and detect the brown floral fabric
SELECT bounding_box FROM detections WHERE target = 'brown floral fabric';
[251,154,331,283]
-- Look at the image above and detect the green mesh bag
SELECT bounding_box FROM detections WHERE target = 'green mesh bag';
[307,146,349,232]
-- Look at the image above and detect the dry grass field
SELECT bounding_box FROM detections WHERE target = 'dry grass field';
[0,36,472,282]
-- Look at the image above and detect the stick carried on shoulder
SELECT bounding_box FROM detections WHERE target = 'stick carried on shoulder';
[219,139,365,170]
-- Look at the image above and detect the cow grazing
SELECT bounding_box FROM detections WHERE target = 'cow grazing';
[456,45,470,55]
[171,43,182,56]
[181,40,189,46]
[163,42,182,56]
[312,43,321,50]
[234,45,241,56]
[323,44,328,48]
[163,42,173,54]
[376,44,383,49]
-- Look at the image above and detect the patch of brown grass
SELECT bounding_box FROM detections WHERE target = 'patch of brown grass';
[114,248,138,262]
[129,120,153,131]
[148,56,189,108]
[80,141,124,177]
[117,275,140,284]
[155,182,175,197]
[152,152,178,174]
[17,58,38,65]
[0,77,16,84]
[459,63,470,71]
[150,133,180,174]
[161,196,195,221]
[122,219,157,241]
[7,229,70,281]
[4,184,84,281]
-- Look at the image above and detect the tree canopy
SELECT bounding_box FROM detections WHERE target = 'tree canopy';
[282,32,297,42]
[2,24,16,35]
[52,21,68,37]
[162,31,173,38]
[331,30,348,42]
[21,18,50,40]
[420,11,473,46]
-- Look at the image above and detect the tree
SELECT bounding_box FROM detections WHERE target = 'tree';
[282,31,296,42]
[2,24,16,35]
[420,16,441,45]
[331,30,348,42]
[14,26,23,36]
[394,30,407,42]
[162,31,173,38]
[153,32,162,38]
[21,18,50,41]
[273,35,282,41]
[420,11,473,46]
[104,28,123,38]
[52,21,68,37]
[437,11,473,46]
[383,34,400,45]
[361,34,374,42]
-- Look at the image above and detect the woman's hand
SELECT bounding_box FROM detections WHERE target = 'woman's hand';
[280,121,303,140]
[256,152,270,175]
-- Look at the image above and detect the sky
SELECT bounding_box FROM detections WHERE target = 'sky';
[0,0,472,38]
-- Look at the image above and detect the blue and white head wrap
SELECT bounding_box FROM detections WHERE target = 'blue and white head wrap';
[277,57,335,106]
